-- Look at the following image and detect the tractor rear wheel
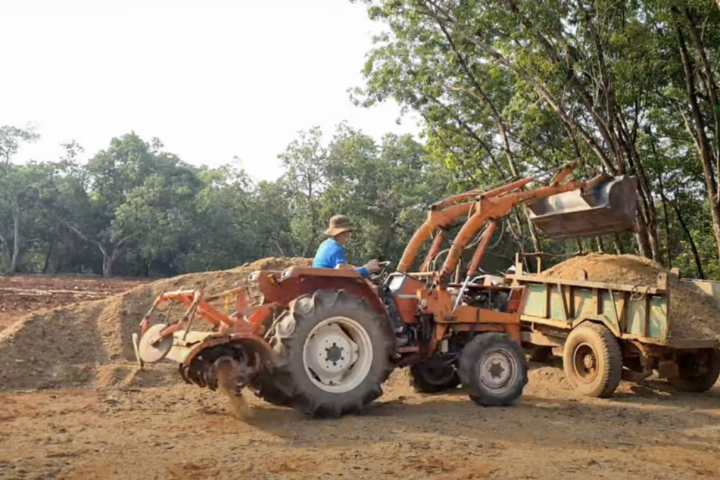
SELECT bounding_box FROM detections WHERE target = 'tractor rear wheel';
[668,348,720,393]
[458,333,528,406]
[266,289,395,418]
[249,373,292,407]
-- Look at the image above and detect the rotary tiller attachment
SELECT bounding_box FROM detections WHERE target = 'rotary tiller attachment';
[527,175,638,239]
[179,338,268,395]
[131,286,278,398]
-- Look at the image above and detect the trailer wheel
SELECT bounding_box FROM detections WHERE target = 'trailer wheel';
[668,348,720,393]
[562,322,622,398]
[268,289,395,418]
[458,333,528,406]
[409,358,461,393]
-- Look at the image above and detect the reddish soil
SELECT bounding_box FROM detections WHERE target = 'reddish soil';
[0,273,719,480]
[0,274,146,331]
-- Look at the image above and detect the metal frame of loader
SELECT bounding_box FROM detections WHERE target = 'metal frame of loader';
[508,252,720,397]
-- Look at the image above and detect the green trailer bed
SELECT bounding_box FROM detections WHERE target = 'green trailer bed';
[509,261,720,398]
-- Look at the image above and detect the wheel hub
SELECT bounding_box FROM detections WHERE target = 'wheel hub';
[302,317,373,393]
[325,344,344,364]
[572,343,598,383]
[479,350,515,392]
[310,328,354,375]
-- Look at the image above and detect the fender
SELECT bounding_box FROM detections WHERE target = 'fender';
[571,316,622,338]
[249,267,390,320]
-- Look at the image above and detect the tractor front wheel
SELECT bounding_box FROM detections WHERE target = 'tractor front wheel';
[458,333,528,406]
[265,289,395,418]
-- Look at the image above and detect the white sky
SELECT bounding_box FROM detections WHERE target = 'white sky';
[0,0,421,181]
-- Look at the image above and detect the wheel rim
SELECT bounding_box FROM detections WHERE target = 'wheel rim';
[571,342,598,384]
[478,348,519,394]
[302,316,373,393]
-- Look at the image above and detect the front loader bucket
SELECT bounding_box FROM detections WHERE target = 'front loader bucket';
[526,175,638,239]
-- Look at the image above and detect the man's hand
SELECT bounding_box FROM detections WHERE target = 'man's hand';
[364,259,380,273]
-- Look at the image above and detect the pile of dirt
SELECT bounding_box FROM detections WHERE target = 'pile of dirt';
[0,257,311,392]
[538,253,720,341]
[0,276,147,331]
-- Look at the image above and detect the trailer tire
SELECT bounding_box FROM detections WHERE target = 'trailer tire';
[458,333,528,406]
[268,289,395,418]
[409,359,461,393]
[563,322,622,398]
[668,348,720,393]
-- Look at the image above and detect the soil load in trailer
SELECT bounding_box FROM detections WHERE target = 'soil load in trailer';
[511,253,720,398]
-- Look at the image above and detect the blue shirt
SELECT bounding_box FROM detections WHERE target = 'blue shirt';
[312,238,369,278]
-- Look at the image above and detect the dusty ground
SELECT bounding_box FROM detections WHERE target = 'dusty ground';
[1,275,720,480]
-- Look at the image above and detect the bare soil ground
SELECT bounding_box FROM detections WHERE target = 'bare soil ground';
[1,275,720,480]
[0,275,146,331]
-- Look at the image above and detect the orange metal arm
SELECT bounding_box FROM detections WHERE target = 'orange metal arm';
[439,178,589,278]
[397,202,475,272]
[467,221,497,277]
[420,229,444,272]
[398,165,594,277]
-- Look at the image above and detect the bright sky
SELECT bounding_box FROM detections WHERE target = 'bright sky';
[1,0,421,181]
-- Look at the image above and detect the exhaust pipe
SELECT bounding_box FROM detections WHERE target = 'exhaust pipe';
[526,175,638,239]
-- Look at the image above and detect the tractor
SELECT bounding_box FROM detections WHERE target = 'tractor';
[132,164,638,417]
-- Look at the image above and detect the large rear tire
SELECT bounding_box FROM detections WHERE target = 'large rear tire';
[458,333,528,406]
[668,349,720,393]
[248,373,292,407]
[562,322,622,398]
[265,289,395,418]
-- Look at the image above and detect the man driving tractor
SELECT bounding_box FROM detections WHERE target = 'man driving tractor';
[312,215,380,276]
[313,214,410,346]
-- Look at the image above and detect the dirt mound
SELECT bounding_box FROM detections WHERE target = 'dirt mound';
[0,257,311,392]
[539,253,720,340]
[0,275,146,332]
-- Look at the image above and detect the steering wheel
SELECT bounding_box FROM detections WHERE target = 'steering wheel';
[369,261,392,285]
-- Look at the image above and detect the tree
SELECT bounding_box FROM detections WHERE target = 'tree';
[351,0,720,267]
[278,127,329,257]
[0,125,41,273]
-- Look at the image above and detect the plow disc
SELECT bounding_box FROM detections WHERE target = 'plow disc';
[526,175,638,239]
[137,323,174,364]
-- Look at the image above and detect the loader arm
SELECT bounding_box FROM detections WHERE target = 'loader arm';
[397,165,637,279]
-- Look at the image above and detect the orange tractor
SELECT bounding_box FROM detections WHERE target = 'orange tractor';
[133,164,637,417]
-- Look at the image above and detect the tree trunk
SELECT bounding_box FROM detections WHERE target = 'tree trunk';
[633,211,652,259]
[103,255,115,278]
[671,199,704,279]
[9,206,20,273]
[0,231,9,272]
[42,239,55,273]
[657,178,673,269]
[674,14,720,266]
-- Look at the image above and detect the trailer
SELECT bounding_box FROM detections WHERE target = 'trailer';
[508,254,720,398]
